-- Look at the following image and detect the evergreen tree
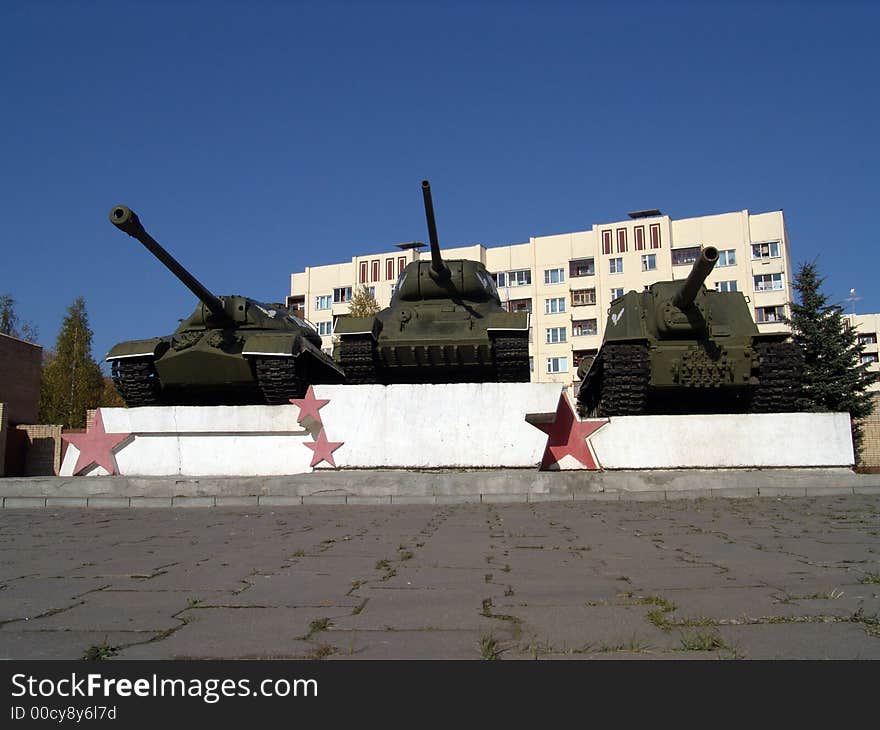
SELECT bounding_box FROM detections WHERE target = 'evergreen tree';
[785,261,878,447]
[0,293,39,342]
[348,285,381,317]
[38,297,104,428]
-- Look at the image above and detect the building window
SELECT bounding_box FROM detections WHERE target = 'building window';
[861,353,879,364]
[546,356,568,374]
[717,249,736,267]
[367,286,376,298]
[371,260,380,282]
[315,295,332,310]
[398,256,406,276]
[858,333,878,345]
[317,321,333,336]
[650,223,661,249]
[544,297,566,314]
[755,305,784,323]
[754,273,783,292]
[359,261,368,284]
[386,258,394,280]
[506,298,532,313]
[573,349,597,370]
[508,269,532,286]
[529,356,534,372]
[610,287,624,301]
[752,241,781,260]
[715,280,738,292]
[616,228,628,253]
[493,272,506,287]
[671,246,701,266]
[569,258,595,277]
[287,295,305,312]
[572,319,598,337]
[546,326,567,344]
[333,286,352,303]
[544,267,565,285]
[641,254,657,271]
[571,288,596,306]
[634,225,646,251]
[609,257,624,274]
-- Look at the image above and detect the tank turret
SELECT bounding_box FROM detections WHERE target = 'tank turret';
[105,205,344,406]
[333,179,531,384]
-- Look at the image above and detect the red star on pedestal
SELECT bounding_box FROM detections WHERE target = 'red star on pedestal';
[303,428,344,468]
[62,409,131,476]
[290,386,331,426]
[529,392,607,470]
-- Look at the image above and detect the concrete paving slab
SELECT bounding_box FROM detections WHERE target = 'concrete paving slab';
[0,630,161,660]
[112,607,348,659]
[324,629,486,659]
[715,621,880,659]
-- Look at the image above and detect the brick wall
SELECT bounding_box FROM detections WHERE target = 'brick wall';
[0,333,42,425]
[15,424,63,476]
[857,394,880,468]
[0,403,7,477]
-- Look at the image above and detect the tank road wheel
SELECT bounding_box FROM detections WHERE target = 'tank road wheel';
[337,335,380,384]
[111,358,163,407]
[750,342,803,413]
[596,343,650,417]
[492,334,531,382]
[254,356,305,405]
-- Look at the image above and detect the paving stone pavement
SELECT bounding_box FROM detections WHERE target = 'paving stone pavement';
[0,495,878,660]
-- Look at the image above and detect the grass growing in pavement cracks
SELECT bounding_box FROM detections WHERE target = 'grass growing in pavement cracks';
[480,635,501,660]
[861,572,880,585]
[297,617,332,641]
[82,643,118,660]
[679,630,730,652]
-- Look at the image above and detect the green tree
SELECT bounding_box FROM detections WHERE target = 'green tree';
[0,293,39,342]
[348,285,381,317]
[785,261,878,448]
[38,297,104,428]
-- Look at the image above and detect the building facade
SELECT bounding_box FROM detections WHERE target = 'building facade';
[844,312,880,393]
[289,208,795,384]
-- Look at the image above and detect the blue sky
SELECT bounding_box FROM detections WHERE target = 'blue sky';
[2,0,878,364]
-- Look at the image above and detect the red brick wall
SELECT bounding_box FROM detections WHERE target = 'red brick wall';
[0,334,42,425]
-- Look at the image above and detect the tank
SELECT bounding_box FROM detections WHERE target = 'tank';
[106,205,345,406]
[576,245,803,416]
[333,180,531,384]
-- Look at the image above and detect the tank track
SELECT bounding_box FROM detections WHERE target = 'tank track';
[589,343,650,417]
[750,341,803,413]
[492,334,531,382]
[111,358,163,407]
[336,335,380,384]
[254,356,305,405]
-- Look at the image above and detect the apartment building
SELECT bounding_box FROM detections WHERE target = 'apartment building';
[844,313,880,392]
[289,208,795,384]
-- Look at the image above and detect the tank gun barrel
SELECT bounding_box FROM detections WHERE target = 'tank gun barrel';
[673,246,719,309]
[421,180,450,281]
[109,206,227,318]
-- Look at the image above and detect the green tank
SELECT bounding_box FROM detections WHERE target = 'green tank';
[106,205,345,406]
[576,245,803,416]
[333,180,531,384]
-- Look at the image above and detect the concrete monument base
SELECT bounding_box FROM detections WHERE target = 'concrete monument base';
[58,383,854,477]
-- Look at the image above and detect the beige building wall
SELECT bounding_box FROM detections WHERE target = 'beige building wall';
[290,207,796,383]
[844,313,880,393]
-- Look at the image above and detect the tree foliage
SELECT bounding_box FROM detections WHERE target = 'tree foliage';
[38,297,105,428]
[348,285,381,317]
[0,293,39,343]
[785,261,878,447]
